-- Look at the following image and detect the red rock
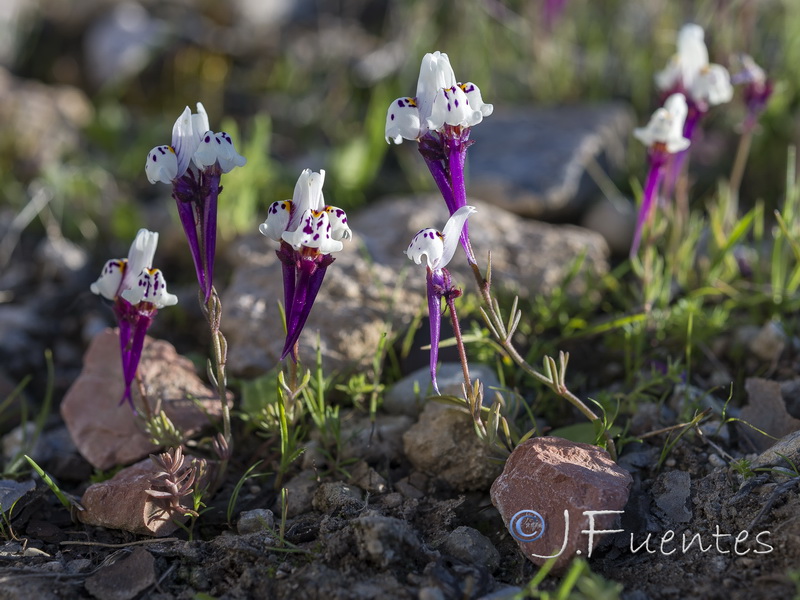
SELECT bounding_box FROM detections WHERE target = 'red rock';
[79,458,190,536]
[61,329,224,470]
[490,436,632,573]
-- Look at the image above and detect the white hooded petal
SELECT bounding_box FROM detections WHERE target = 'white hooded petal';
[260,200,293,242]
[676,24,709,85]
[634,94,690,153]
[193,102,210,141]
[90,259,125,300]
[214,132,247,173]
[122,229,158,292]
[288,169,325,232]
[415,51,456,130]
[460,82,493,117]
[385,97,421,144]
[690,64,733,106]
[145,145,178,184]
[655,23,709,92]
[281,209,343,254]
[170,106,196,179]
[405,205,476,271]
[405,228,444,270]
[428,85,482,132]
[439,205,477,269]
[121,268,177,309]
[324,206,351,242]
[193,130,218,170]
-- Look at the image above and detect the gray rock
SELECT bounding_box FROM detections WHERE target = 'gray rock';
[402,403,503,492]
[752,429,800,470]
[323,412,413,465]
[222,233,420,377]
[580,195,636,256]
[384,363,502,418]
[354,196,609,299]
[352,515,426,568]
[84,546,156,600]
[277,471,318,518]
[223,195,608,376]
[653,470,692,524]
[348,460,388,494]
[237,508,275,535]
[440,526,500,572]
[0,67,93,178]
[469,104,634,219]
[0,479,34,514]
[312,481,363,516]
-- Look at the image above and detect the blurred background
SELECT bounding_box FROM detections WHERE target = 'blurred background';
[0,0,797,398]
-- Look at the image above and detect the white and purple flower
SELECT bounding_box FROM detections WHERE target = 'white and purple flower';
[405,205,476,393]
[259,169,351,360]
[91,229,177,408]
[145,103,246,303]
[630,94,691,256]
[386,51,492,265]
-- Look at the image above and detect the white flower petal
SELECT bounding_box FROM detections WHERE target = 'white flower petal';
[439,205,476,269]
[193,102,210,139]
[123,229,158,293]
[690,64,733,106]
[655,23,710,92]
[260,200,292,241]
[634,94,690,154]
[281,209,343,253]
[170,106,196,179]
[145,145,178,184]
[121,268,177,309]
[385,97,421,144]
[288,169,325,231]
[405,228,444,270]
[460,82,493,117]
[214,132,247,173]
[324,206,351,242]
[415,51,456,130]
[90,259,125,300]
[193,130,218,170]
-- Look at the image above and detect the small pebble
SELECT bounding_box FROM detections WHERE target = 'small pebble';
[237,509,275,535]
[708,454,726,468]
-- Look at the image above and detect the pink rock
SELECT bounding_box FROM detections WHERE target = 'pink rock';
[61,329,224,470]
[79,457,201,536]
[490,436,632,573]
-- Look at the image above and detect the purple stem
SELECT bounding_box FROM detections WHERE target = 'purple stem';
[426,269,442,395]
[276,242,297,330]
[422,155,456,213]
[201,170,221,303]
[447,137,475,264]
[175,197,206,296]
[280,256,334,360]
[630,157,665,257]
[663,107,703,203]
[120,313,153,409]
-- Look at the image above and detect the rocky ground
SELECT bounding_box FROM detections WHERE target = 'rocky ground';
[1,2,799,599]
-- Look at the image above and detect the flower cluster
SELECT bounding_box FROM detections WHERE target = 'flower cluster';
[146,103,246,302]
[259,169,351,360]
[91,229,177,408]
[386,51,492,264]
